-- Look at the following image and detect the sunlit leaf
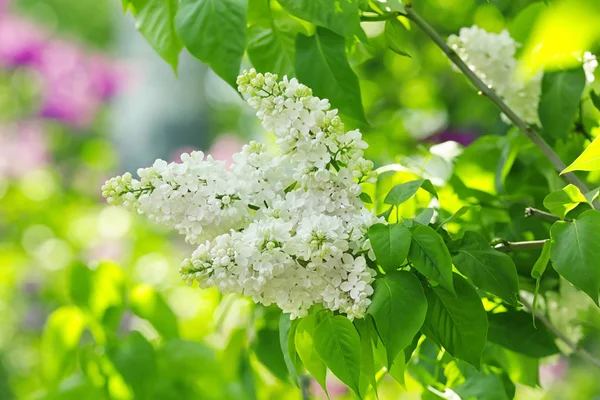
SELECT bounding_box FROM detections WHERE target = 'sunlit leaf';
[279,314,301,386]
[408,225,454,294]
[562,135,600,174]
[543,184,588,219]
[130,284,180,339]
[295,314,327,394]
[384,179,438,206]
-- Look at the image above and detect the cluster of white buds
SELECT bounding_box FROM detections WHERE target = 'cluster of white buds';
[103,70,380,319]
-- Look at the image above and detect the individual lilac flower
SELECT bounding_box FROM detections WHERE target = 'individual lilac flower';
[0,16,46,67]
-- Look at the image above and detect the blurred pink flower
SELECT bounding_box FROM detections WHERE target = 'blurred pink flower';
[311,377,348,399]
[0,15,46,67]
[539,357,567,388]
[427,129,477,147]
[0,122,49,177]
[208,134,243,169]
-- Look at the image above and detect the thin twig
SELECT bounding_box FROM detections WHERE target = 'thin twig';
[494,239,548,253]
[525,207,572,223]
[403,5,591,196]
[522,297,600,369]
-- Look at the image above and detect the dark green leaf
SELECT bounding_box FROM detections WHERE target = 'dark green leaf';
[67,263,93,309]
[129,284,180,340]
[484,343,540,387]
[279,313,301,386]
[591,90,600,112]
[107,332,157,398]
[415,208,435,225]
[385,18,412,57]
[128,0,182,72]
[408,225,454,294]
[451,231,520,305]
[368,223,411,273]
[384,179,438,206]
[452,361,511,400]
[367,271,427,368]
[359,192,373,204]
[543,184,589,219]
[355,318,377,397]
[295,314,327,395]
[314,314,362,397]
[551,210,600,305]
[278,0,364,39]
[254,328,289,381]
[539,68,586,141]
[176,0,246,87]
[295,27,366,122]
[487,311,559,357]
[531,240,552,279]
[421,274,488,368]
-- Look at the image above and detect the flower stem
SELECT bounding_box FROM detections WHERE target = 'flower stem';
[521,297,600,369]
[403,4,592,197]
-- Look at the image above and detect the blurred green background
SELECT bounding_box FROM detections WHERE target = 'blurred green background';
[1,0,600,399]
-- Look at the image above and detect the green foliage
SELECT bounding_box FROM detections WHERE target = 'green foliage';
[450,231,520,305]
[543,184,589,218]
[313,313,362,397]
[253,327,289,381]
[408,225,455,294]
[487,311,559,358]
[294,314,327,394]
[279,314,301,386]
[384,179,438,206]
[129,284,180,340]
[421,274,488,368]
[562,135,600,173]
[295,27,366,122]
[551,210,600,305]
[367,223,411,273]
[385,18,412,57]
[538,68,586,141]
[175,0,247,87]
[368,271,427,368]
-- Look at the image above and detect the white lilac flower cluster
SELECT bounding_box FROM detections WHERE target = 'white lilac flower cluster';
[447,26,542,125]
[102,69,380,319]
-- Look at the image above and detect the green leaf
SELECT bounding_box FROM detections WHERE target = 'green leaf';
[591,90,600,112]
[415,208,435,225]
[487,311,559,357]
[532,240,552,280]
[509,3,544,46]
[278,0,364,39]
[68,263,93,309]
[359,192,373,204]
[314,314,362,397]
[484,343,540,388]
[551,210,600,305]
[295,314,327,395]
[129,284,180,339]
[254,328,289,381]
[107,332,157,398]
[408,225,454,294]
[279,314,301,386]
[367,223,411,273]
[562,135,600,174]
[41,307,87,385]
[543,184,589,219]
[89,262,127,328]
[451,231,520,306]
[538,68,586,141]
[384,179,438,206]
[367,271,427,368]
[175,0,246,87]
[295,27,366,122]
[128,0,182,72]
[247,0,295,78]
[437,206,478,231]
[421,274,488,368]
[161,339,217,375]
[355,318,377,397]
[385,18,412,57]
[452,361,511,400]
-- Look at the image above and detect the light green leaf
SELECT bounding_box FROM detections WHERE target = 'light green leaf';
[484,343,539,388]
[591,90,600,112]
[543,184,589,218]
[532,240,552,279]
[41,307,87,385]
[385,18,412,57]
[421,274,488,368]
[367,223,411,273]
[408,225,454,294]
[247,0,295,78]
[295,314,327,395]
[562,135,600,174]
[254,328,289,381]
[367,271,427,368]
[509,3,544,47]
[539,68,586,141]
[551,210,600,305]
[280,313,301,386]
[451,231,520,306]
[437,206,478,231]
[384,179,438,206]
[176,0,246,87]
[107,332,157,398]
[278,0,364,39]
[128,0,182,72]
[371,0,404,12]
[68,263,93,309]
[355,318,377,397]
[161,339,218,375]
[295,27,366,122]
[314,314,362,397]
[487,311,559,357]
[89,262,127,328]
[129,284,179,339]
